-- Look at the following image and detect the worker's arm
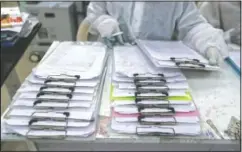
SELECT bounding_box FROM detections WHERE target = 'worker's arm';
[199,2,233,44]
[199,2,221,29]
[86,2,108,35]
[200,2,241,45]
[76,2,107,41]
[176,2,229,62]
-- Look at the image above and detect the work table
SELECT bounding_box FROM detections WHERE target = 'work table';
[1,43,240,151]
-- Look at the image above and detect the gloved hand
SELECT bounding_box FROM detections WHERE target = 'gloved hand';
[90,15,124,44]
[205,47,222,66]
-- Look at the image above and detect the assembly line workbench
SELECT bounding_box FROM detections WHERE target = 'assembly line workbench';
[1,42,240,151]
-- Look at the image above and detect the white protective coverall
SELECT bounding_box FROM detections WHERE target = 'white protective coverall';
[84,2,230,65]
[199,1,241,45]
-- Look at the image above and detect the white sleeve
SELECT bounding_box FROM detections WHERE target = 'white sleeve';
[199,2,221,29]
[83,2,108,35]
[176,2,229,59]
[85,2,107,24]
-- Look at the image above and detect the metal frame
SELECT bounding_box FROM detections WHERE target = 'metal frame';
[1,137,238,151]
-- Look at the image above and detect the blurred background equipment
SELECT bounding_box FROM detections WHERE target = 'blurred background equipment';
[18,1,89,62]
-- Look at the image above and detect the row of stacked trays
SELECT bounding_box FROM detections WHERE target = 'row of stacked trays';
[2,41,108,139]
[110,44,201,136]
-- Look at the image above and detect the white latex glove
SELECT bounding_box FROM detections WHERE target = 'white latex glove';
[90,15,124,44]
[205,47,222,66]
[90,15,119,37]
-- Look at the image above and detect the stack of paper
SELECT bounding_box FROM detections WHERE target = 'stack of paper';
[109,45,201,136]
[2,41,108,139]
[136,40,219,70]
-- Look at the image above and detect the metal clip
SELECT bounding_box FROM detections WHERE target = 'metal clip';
[26,111,69,139]
[136,126,176,136]
[40,85,75,92]
[33,99,70,110]
[170,57,200,62]
[136,101,171,108]
[135,81,167,87]
[28,118,68,131]
[170,57,205,68]
[30,112,70,121]
[44,79,76,84]
[135,97,169,102]
[133,73,166,82]
[47,74,80,80]
[138,107,175,116]
[138,115,177,125]
[135,91,169,98]
[136,86,169,93]
[44,74,80,84]
[135,95,169,101]
[33,99,70,105]
[36,91,73,99]
[175,62,206,68]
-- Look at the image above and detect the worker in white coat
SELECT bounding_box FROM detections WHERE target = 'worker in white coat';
[78,2,229,65]
[199,2,240,46]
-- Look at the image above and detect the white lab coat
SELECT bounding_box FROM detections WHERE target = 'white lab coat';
[86,2,229,58]
[199,2,241,45]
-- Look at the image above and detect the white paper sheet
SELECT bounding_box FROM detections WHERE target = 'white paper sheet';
[137,40,208,62]
[136,39,219,70]
[34,42,107,79]
[113,45,185,77]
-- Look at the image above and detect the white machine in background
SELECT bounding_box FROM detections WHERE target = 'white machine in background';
[19,2,88,62]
